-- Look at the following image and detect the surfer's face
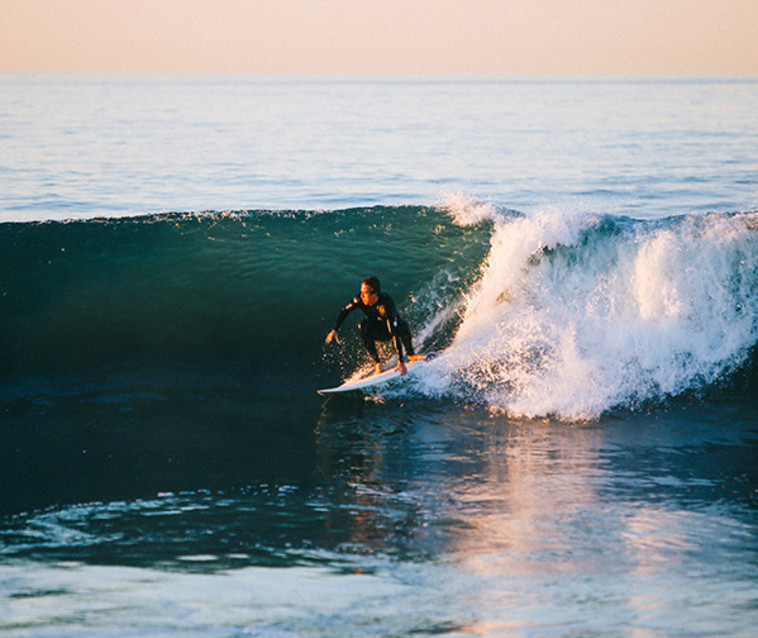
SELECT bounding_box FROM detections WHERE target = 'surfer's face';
[360,283,378,306]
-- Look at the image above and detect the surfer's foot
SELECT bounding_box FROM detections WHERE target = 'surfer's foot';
[374,362,383,375]
[408,354,426,361]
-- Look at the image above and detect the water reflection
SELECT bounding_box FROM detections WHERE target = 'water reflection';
[2,396,756,635]
[313,398,758,634]
[314,401,609,562]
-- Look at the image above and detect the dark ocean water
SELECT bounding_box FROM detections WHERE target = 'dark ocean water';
[2,76,758,636]
[0,206,489,515]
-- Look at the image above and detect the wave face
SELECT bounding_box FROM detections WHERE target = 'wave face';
[0,205,488,381]
[2,202,758,419]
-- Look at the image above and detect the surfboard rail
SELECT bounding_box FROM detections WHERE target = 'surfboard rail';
[317,352,436,395]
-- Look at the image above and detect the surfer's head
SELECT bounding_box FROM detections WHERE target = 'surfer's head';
[360,276,381,305]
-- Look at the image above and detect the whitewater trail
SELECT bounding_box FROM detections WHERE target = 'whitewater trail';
[414,199,758,419]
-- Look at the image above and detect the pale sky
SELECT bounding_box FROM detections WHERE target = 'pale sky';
[2,0,757,76]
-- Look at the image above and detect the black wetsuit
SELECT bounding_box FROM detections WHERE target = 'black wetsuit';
[332,292,415,364]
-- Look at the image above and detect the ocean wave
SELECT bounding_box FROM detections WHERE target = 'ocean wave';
[2,203,757,418]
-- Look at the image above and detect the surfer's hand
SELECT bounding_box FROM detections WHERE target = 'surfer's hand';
[325,330,339,345]
[395,361,408,376]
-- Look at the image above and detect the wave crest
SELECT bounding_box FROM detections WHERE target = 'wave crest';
[418,207,758,419]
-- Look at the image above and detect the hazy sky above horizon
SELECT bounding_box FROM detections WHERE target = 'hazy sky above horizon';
[2,0,757,76]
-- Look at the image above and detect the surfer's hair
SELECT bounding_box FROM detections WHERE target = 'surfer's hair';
[362,276,381,295]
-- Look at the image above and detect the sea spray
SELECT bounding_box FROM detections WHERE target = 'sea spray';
[418,203,758,419]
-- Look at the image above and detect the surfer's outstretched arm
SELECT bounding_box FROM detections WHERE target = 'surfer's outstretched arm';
[326,296,361,345]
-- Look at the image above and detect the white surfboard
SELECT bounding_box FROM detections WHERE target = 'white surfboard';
[318,353,436,395]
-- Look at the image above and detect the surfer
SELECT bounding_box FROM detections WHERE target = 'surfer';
[325,276,417,376]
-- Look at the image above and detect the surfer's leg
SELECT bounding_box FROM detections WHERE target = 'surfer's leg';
[358,320,381,364]
[397,319,415,358]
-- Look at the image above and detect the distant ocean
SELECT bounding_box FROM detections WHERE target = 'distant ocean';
[1,75,757,636]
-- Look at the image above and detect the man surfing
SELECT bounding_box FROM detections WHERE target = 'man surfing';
[325,276,418,376]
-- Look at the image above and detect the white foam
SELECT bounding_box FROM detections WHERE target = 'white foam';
[436,191,502,226]
[423,204,758,420]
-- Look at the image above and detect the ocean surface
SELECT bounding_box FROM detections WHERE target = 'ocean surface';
[1,75,758,636]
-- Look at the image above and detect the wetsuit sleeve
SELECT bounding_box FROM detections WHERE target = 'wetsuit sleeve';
[332,296,360,332]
